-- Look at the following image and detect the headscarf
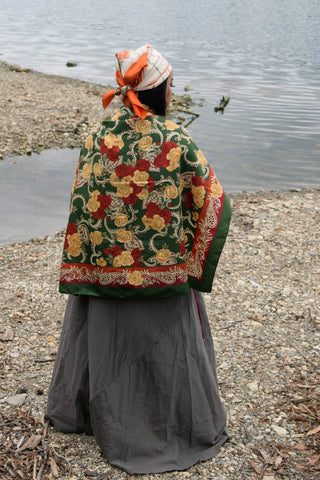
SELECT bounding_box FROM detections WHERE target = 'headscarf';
[102,44,172,119]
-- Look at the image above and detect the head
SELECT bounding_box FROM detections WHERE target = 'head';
[102,44,172,118]
[137,71,173,116]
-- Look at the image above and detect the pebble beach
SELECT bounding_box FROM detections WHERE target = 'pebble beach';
[0,61,319,479]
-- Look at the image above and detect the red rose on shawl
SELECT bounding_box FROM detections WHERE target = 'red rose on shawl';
[123,193,137,205]
[100,139,120,162]
[136,159,150,171]
[185,191,193,209]
[192,175,203,186]
[179,241,186,255]
[66,223,78,236]
[100,138,108,154]
[192,175,209,189]
[130,181,143,195]
[131,248,142,261]
[104,246,123,257]
[132,261,143,268]
[64,223,77,248]
[146,202,171,223]
[154,142,178,168]
[148,176,155,192]
[113,246,123,256]
[154,153,169,168]
[160,208,172,224]
[146,202,161,218]
[106,146,120,162]
[92,194,112,219]
[162,141,177,154]
[115,164,135,178]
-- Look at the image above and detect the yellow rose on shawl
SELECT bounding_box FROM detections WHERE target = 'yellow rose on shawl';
[114,213,128,227]
[82,163,92,179]
[113,255,122,268]
[96,256,107,267]
[192,211,199,222]
[117,176,133,198]
[127,271,144,286]
[112,109,121,121]
[92,189,100,199]
[165,120,179,130]
[67,233,82,257]
[90,231,103,245]
[210,181,223,198]
[192,185,206,208]
[197,150,207,165]
[87,196,100,213]
[104,133,124,149]
[137,188,149,200]
[117,229,132,243]
[120,251,135,266]
[133,170,149,187]
[156,249,171,264]
[164,185,178,199]
[138,136,153,151]
[135,119,151,134]
[93,162,103,177]
[110,172,119,187]
[85,135,93,150]
[142,215,151,227]
[180,178,185,193]
[150,214,165,231]
[166,147,182,171]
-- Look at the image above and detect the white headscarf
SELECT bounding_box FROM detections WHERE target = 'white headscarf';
[102,44,172,118]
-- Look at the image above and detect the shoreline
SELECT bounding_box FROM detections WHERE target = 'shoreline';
[0,60,115,159]
[0,185,318,248]
[0,60,197,159]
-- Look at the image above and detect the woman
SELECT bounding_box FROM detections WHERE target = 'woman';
[46,44,232,474]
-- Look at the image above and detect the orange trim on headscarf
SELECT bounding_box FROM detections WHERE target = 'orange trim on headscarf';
[102,52,149,119]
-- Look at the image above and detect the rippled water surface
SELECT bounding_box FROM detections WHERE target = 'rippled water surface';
[0,0,319,243]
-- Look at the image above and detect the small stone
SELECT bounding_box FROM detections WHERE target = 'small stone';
[271,425,288,436]
[6,393,27,406]
[218,361,228,369]
[17,387,27,394]
[0,327,14,341]
[46,335,57,342]
[247,380,259,392]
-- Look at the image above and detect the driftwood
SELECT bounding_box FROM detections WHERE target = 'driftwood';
[214,95,230,114]
[0,411,71,479]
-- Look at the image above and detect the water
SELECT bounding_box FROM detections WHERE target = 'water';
[0,150,77,245]
[0,0,319,244]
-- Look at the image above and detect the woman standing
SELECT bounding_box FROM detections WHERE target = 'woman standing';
[46,44,232,474]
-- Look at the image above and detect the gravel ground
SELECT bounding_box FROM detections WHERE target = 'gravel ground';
[1,188,319,479]
[0,61,319,479]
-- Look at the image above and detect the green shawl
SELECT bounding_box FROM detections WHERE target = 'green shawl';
[59,105,231,298]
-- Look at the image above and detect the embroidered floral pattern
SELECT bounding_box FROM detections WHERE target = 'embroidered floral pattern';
[60,106,229,295]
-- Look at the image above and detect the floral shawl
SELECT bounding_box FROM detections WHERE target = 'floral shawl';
[59,105,232,298]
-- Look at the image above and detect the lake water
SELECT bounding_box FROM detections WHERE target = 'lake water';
[0,0,319,244]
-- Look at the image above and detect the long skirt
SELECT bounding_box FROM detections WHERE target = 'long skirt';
[45,290,228,474]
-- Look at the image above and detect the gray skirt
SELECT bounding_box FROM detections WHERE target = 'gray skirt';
[45,290,228,474]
